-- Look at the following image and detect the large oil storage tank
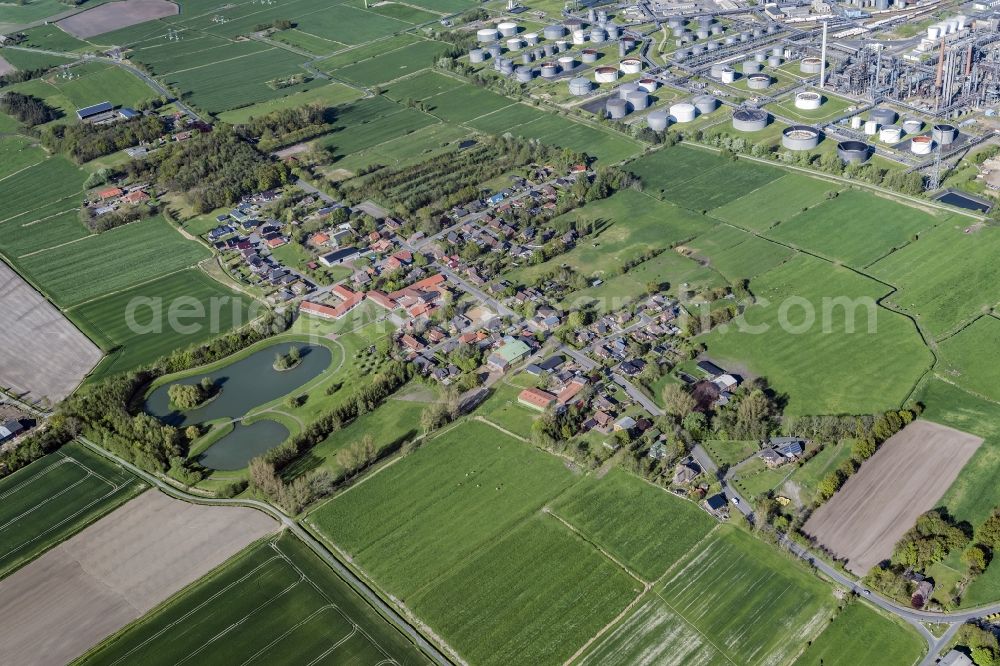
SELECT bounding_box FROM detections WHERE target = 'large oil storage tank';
[771,46,782,57]
[569,77,591,96]
[732,107,769,131]
[837,140,871,163]
[594,66,618,83]
[668,17,684,28]
[879,125,902,143]
[515,66,533,83]
[619,82,640,98]
[606,98,629,119]
[740,31,750,42]
[794,91,822,110]
[711,63,727,78]
[620,58,643,74]
[558,55,575,70]
[543,44,555,57]
[498,58,514,75]
[869,108,897,126]
[800,57,822,74]
[488,43,502,58]
[851,115,862,130]
[696,28,709,39]
[543,25,566,39]
[933,123,957,145]
[902,118,923,134]
[470,48,486,63]
[768,55,782,67]
[638,78,658,92]
[754,51,766,62]
[540,62,559,78]
[590,27,607,43]
[477,28,500,42]
[606,23,620,40]
[694,94,717,114]
[706,41,719,51]
[670,102,697,123]
[521,52,533,64]
[911,135,933,154]
[524,32,539,45]
[720,68,736,83]
[927,25,941,40]
[674,50,688,62]
[725,36,737,45]
[581,48,598,63]
[498,21,518,37]
[507,37,524,50]
[711,24,723,35]
[626,90,649,110]
[572,29,586,44]
[782,125,821,150]
[864,119,878,135]
[747,74,771,90]
[647,109,669,131]
[691,44,705,55]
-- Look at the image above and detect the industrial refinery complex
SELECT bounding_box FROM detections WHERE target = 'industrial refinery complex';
[462,0,1000,208]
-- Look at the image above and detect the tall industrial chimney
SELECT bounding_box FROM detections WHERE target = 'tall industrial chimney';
[819,22,827,89]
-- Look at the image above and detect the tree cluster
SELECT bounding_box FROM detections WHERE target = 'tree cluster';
[248,457,333,514]
[0,91,57,126]
[234,104,335,152]
[42,115,164,163]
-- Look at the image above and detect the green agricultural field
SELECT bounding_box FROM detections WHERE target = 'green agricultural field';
[13,216,211,308]
[870,222,1000,339]
[550,469,716,580]
[0,442,143,579]
[319,97,439,158]
[367,1,443,24]
[702,254,933,415]
[271,27,346,55]
[216,82,360,123]
[0,135,46,180]
[412,514,638,666]
[0,156,85,224]
[421,83,515,124]
[308,420,644,664]
[660,155,783,211]
[655,526,837,665]
[11,63,156,119]
[0,48,75,72]
[330,39,449,87]
[686,224,794,280]
[18,24,91,51]
[938,315,1000,403]
[509,190,716,287]
[711,172,839,232]
[316,34,422,70]
[68,268,254,382]
[77,531,431,666]
[767,189,942,268]
[327,123,471,179]
[628,143,746,198]
[131,37,265,77]
[794,601,925,666]
[0,210,92,258]
[384,69,463,101]
[0,0,101,30]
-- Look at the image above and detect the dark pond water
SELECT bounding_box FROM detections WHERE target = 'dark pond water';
[935,191,991,213]
[197,419,290,471]
[145,341,331,427]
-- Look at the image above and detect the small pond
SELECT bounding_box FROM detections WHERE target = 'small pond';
[145,341,331,427]
[935,190,992,213]
[197,419,290,471]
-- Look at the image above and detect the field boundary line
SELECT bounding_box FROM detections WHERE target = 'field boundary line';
[161,46,278,76]
[16,231,95,259]
[563,586,650,666]
[237,604,346,666]
[0,456,72,500]
[652,589,741,666]
[651,523,723,588]
[0,192,83,226]
[64,265,197,311]
[0,158,47,185]
[543,507,649,586]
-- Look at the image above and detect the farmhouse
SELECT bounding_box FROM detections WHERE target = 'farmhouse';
[0,419,24,442]
[319,247,360,267]
[487,337,531,371]
[518,388,557,410]
[704,493,728,518]
[673,460,701,485]
[76,101,113,122]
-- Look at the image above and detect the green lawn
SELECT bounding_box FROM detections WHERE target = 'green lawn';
[703,439,759,468]
[215,82,361,123]
[794,600,926,666]
[478,379,539,440]
[0,155,86,223]
[77,531,430,666]
[870,222,1000,340]
[711,172,840,232]
[686,223,795,281]
[68,268,253,382]
[0,442,144,579]
[0,210,91,258]
[0,135,46,180]
[702,254,933,415]
[766,189,942,268]
[13,216,211,307]
[550,469,716,580]
[329,39,449,87]
[937,315,1000,403]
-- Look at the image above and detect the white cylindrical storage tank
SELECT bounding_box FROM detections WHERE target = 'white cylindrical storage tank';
[498,22,518,37]
[720,67,736,83]
[732,107,768,131]
[711,24,723,35]
[559,55,575,70]
[594,66,618,83]
[470,48,486,63]
[747,73,771,90]
[647,109,669,131]
[864,119,878,135]
[902,118,923,134]
[670,102,696,123]
[800,57,822,73]
[706,41,719,51]
[619,82,640,98]
[851,115,862,129]
[927,25,941,40]
[946,18,958,33]
[933,123,957,145]
[694,94,717,114]
[555,39,568,51]
[744,59,761,74]
[740,31,750,42]
[521,52,533,64]
[911,135,933,154]
[771,46,782,57]
[606,98,629,119]
[477,28,499,42]
[782,125,821,150]
[581,48,598,63]
[626,90,649,110]
[880,125,902,143]
[498,58,513,75]
[569,77,591,95]
[543,44,555,57]
[696,28,709,39]
[515,66,533,83]
[507,38,524,50]
[540,62,559,78]
[573,29,586,44]
[768,55,781,67]
[691,44,704,55]
[524,32,539,45]
[753,28,763,38]
[590,27,607,43]
[725,36,736,45]
[674,50,688,62]
[755,51,766,62]
[795,91,822,110]
[638,78,658,93]
[957,15,968,29]
[544,25,565,39]
[620,58,642,74]
[711,63,727,78]
[607,23,620,40]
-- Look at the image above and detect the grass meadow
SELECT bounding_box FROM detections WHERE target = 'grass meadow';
[685,224,794,281]
[78,531,430,666]
[711,172,839,231]
[0,156,86,223]
[938,315,1000,403]
[0,442,143,579]
[793,600,925,666]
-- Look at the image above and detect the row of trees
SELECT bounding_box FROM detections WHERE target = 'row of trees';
[0,92,57,126]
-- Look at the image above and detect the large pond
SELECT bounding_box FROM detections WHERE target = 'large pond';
[145,341,331,427]
[196,419,290,471]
